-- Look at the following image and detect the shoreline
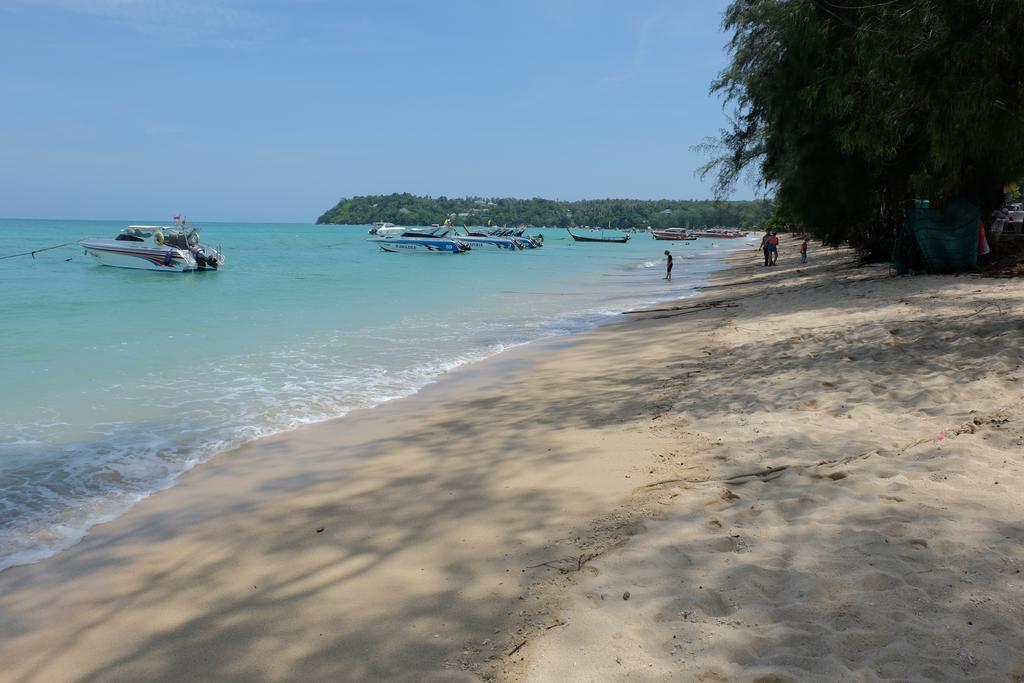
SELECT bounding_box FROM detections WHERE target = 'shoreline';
[5,237,1017,681]
[0,242,752,681]
[0,239,741,576]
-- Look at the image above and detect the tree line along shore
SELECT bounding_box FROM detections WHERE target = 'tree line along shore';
[316,193,774,230]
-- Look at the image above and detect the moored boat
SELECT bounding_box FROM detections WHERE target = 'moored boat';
[79,223,225,272]
[373,224,406,237]
[491,228,542,248]
[369,222,398,235]
[690,228,746,239]
[566,228,630,243]
[369,227,470,253]
[457,230,521,251]
[651,228,697,241]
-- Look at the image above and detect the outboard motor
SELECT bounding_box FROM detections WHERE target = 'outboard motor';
[190,244,222,270]
[191,246,207,270]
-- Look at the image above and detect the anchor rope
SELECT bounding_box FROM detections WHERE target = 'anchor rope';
[0,241,77,261]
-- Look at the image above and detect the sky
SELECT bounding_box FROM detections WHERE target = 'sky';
[0,0,751,222]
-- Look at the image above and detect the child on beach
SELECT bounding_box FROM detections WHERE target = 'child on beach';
[664,250,673,281]
[800,238,808,263]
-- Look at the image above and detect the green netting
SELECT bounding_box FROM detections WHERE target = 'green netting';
[894,200,979,274]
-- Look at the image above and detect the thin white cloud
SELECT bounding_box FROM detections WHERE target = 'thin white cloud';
[599,5,728,90]
[0,0,417,52]
[2,0,234,18]
[0,0,258,44]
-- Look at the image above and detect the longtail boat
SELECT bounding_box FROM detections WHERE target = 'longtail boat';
[566,228,630,243]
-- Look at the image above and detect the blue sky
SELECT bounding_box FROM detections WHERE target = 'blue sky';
[0,0,749,222]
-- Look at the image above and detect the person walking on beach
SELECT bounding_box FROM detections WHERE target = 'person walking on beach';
[758,228,771,266]
[664,250,673,281]
[767,231,780,266]
[800,238,808,264]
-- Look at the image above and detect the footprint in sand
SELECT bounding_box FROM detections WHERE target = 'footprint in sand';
[727,565,786,597]
[705,536,741,553]
[657,545,694,565]
[662,591,735,619]
[694,589,735,617]
[838,630,891,661]
[777,496,820,521]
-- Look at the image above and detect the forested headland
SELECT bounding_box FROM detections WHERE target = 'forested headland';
[316,193,773,229]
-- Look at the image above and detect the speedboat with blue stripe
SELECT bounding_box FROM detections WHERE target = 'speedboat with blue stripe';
[368,227,470,253]
[454,229,521,251]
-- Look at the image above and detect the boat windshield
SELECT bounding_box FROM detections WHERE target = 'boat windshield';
[401,228,449,238]
[161,230,200,249]
[115,230,145,242]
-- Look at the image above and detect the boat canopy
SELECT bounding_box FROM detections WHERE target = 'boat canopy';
[116,225,200,248]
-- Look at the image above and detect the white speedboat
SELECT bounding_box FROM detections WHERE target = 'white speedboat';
[402,227,522,251]
[455,230,521,251]
[373,224,406,237]
[369,227,470,253]
[369,222,398,235]
[80,224,225,272]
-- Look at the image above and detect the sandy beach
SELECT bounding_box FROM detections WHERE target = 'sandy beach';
[521,244,1024,682]
[1,239,1022,682]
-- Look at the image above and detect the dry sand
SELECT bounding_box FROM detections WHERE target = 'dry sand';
[522,243,1024,682]
[0,239,1021,682]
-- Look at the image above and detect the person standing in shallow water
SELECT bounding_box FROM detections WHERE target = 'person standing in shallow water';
[664,250,673,281]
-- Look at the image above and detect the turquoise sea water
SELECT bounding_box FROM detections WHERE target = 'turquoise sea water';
[0,219,752,571]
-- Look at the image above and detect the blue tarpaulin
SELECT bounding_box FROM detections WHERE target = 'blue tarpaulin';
[895,200,979,274]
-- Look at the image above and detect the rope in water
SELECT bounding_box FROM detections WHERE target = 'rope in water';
[0,242,77,261]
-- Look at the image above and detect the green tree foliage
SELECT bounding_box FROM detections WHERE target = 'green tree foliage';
[316,193,773,229]
[700,0,1024,260]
